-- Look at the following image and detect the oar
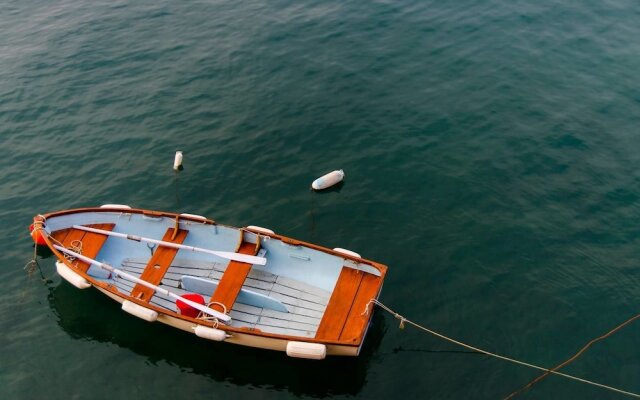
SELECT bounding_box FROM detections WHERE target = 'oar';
[53,244,231,322]
[72,225,266,265]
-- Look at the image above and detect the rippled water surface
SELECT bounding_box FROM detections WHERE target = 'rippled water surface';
[2,1,640,399]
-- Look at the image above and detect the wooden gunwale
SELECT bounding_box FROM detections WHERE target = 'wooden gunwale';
[38,207,387,347]
[41,207,216,225]
[42,208,384,273]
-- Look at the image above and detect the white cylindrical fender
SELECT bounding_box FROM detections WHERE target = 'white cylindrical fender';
[179,213,208,222]
[311,169,344,190]
[286,341,327,360]
[333,248,361,259]
[246,225,275,235]
[56,261,91,289]
[173,151,183,170]
[100,204,132,209]
[194,325,227,341]
[122,300,158,322]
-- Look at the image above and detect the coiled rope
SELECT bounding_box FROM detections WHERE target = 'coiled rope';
[364,299,640,399]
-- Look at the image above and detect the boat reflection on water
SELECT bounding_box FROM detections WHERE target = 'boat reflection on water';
[48,281,386,396]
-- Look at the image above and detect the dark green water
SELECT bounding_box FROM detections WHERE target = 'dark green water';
[2,0,640,398]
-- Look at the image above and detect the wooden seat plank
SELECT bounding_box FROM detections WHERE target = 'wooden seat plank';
[209,241,257,313]
[130,228,188,302]
[59,223,115,273]
[314,267,363,341]
[339,273,382,342]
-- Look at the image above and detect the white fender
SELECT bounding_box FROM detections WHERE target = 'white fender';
[56,261,91,289]
[333,248,361,259]
[100,204,132,209]
[194,325,227,341]
[286,341,326,360]
[122,300,158,322]
[247,225,275,235]
[312,170,344,190]
[179,213,208,222]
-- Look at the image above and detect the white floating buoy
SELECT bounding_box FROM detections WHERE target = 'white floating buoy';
[311,169,344,190]
[173,151,183,171]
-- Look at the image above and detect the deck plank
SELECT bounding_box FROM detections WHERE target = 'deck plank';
[275,275,331,299]
[314,267,363,341]
[130,228,188,302]
[257,316,318,332]
[270,283,329,306]
[269,291,327,312]
[259,309,320,326]
[209,241,257,312]
[339,273,382,342]
[252,323,315,338]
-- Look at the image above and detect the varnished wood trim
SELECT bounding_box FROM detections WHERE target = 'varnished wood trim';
[130,228,188,302]
[209,240,258,313]
[314,268,364,340]
[59,223,115,273]
[339,273,382,342]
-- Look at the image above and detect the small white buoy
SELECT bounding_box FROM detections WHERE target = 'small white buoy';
[173,151,183,171]
[311,169,344,190]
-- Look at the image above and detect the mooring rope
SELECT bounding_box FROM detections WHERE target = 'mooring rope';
[365,299,640,399]
[24,236,40,277]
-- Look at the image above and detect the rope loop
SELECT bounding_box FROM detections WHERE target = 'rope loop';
[197,301,227,327]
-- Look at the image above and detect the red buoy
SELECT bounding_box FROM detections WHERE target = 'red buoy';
[29,223,47,246]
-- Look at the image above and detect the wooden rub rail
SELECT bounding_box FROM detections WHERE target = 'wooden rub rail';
[130,228,188,302]
[51,223,115,273]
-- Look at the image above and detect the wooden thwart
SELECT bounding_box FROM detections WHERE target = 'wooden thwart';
[314,267,363,340]
[130,228,188,302]
[340,273,381,342]
[315,267,383,342]
[52,223,115,273]
[209,240,259,313]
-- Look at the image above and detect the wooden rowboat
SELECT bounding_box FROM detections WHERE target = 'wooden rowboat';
[32,205,387,359]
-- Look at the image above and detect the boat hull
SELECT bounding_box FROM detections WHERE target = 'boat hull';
[34,206,388,358]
